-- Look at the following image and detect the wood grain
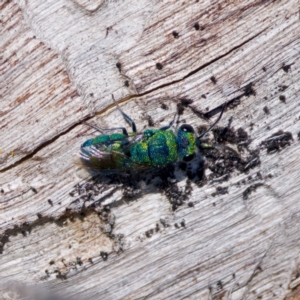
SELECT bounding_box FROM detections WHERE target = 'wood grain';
[1,0,300,299]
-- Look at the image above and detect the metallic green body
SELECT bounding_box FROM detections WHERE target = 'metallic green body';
[130,129,178,166]
[80,127,196,172]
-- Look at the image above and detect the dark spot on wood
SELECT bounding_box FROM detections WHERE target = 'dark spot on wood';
[147,115,154,127]
[201,94,206,99]
[213,125,247,145]
[177,103,185,115]
[212,186,228,197]
[180,220,186,227]
[278,85,288,92]
[217,280,223,289]
[243,183,263,200]
[145,229,154,237]
[76,257,83,266]
[244,82,256,97]
[49,260,55,265]
[155,223,160,232]
[180,98,193,106]
[30,186,38,193]
[194,22,200,30]
[48,199,53,206]
[69,191,76,197]
[106,26,113,38]
[189,105,205,119]
[89,258,93,264]
[261,130,293,153]
[104,205,111,212]
[160,218,168,228]
[279,95,286,103]
[188,202,194,207]
[161,103,168,110]
[263,106,270,114]
[156,63,163,70]
[237,128,248,141]
[282,63,291,73]
[256,265,262,272]
[124,80,129,87]
[116,62,121,72]
[90,93,94,97]
[210,76,217,84]
[262,67,266,71]
[172,31,179,38]
[56,271,67,280]
[298,132,300,140]
[100,251,108,261]
[0,189,4,193]
[185,180,193,197]
[37,213,43,219]
[201,124,260,175]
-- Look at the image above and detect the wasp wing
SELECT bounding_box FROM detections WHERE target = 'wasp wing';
[74,133,149,173]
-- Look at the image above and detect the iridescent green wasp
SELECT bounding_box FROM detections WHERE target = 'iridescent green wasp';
[76,98,226,173]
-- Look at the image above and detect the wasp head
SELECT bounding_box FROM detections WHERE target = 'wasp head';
[177,124,196,162]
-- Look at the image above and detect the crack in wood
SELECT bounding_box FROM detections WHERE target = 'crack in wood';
[1,27,265,174]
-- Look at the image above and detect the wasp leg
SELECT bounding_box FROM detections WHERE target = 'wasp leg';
[160,113,177,131]
[83,122,128,136]
[112,94,137,132]
[198,102,227,139]
[83,122,104,133]
[100,127,129,136]
[119,110,137,133]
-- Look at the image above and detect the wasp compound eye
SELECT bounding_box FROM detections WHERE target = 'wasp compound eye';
[180,124,194,133]
[183,153,195,162]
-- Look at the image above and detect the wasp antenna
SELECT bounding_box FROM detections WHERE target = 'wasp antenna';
[112,94,124,114]
[198,102,227,139]
[112,94,122,116]
[111,94,137,132]
[82,122,104,133]
[111,94,117,105]
[159,112,178,131]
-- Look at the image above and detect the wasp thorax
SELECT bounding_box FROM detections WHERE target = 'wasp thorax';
[177,124,196,162]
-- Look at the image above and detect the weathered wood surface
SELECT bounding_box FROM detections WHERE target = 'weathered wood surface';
[1,0,300,299]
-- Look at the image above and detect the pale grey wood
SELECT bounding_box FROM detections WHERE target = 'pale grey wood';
[1,0,300,299]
